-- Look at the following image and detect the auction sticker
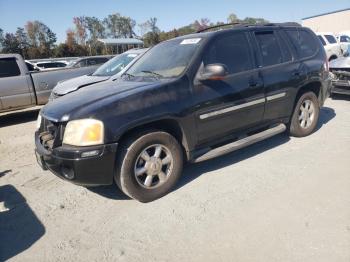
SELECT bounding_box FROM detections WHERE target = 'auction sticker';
[180,38,201,45]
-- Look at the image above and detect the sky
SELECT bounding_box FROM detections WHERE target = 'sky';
[0,0,349,43]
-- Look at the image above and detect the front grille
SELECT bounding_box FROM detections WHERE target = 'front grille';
[39,117,64,150]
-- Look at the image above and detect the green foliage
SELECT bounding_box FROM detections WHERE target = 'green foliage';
[1,12,269,58]
[2,33,21,54]
[141,18,161,47]
[0,28,4,51]
[103,13,136,38]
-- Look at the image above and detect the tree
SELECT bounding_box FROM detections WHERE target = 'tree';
[103,13,136,38]
[140,17,160,47]
[2,33,21,54]
[192,18,210,32]
[227,13,239,23]
[73,16,87,45]
[242,17,269,24]
[85,16,105,41]
[0,28,4,51]
[24,21,57,58]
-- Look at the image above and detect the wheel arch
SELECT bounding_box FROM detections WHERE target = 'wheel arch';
[296,81,322,105]
[116,118,191,161]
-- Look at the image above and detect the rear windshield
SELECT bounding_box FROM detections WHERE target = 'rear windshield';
[0,58,21,78]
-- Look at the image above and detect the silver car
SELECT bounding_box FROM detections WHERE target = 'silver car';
[50,49,148,100]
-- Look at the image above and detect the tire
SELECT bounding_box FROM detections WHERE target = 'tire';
[289,91,320,137]
[115,131,183,202]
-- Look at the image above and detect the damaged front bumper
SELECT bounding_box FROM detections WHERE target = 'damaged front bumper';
[330,69,350,95]
[35,131,118,186]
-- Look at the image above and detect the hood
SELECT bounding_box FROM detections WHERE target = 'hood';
[42,79,167,122]
[329,57,350,69]
[53,75,110,95]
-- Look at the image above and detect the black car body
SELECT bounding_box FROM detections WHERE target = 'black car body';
[35,23,331,201]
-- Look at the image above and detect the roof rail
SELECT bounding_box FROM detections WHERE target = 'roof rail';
[196,22,302,33]
[196,22,251,33]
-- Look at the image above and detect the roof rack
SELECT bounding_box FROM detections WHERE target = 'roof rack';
[196,22,301,33]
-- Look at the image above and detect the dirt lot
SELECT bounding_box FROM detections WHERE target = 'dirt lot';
[0,96,350,262]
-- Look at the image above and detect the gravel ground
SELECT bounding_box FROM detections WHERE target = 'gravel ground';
[0,96,349,262]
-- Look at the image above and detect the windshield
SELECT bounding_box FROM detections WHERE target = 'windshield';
[92,53,138,76]
[127,38,202,79]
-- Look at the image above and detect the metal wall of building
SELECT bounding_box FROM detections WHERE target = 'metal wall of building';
[302,9,350,33]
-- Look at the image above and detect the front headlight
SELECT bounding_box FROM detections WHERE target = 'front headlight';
[36,114,42,130]
[63,119,104,146]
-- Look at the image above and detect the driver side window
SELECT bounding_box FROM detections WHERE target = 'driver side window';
[203,32,253,75]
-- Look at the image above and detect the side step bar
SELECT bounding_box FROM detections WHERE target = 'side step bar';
[193,123,286,163]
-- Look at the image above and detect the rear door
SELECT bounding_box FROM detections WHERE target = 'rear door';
[252,29,302,122]
[0,57,34,110]
[193,31,265,144]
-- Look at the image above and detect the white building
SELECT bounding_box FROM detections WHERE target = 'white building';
[302,8,350,34]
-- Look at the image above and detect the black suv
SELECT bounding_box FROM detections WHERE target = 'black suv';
[35,23,331,202]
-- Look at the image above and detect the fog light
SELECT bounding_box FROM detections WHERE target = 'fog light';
[81,150,100,158]
[61,166,74,180]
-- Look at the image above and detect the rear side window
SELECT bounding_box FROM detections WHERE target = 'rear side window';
[204,32,253,74]
[324,35,337,44]
[286,29,319,58]
[254,31,283,66]
[0,58,21,78]
[318,35,326,46]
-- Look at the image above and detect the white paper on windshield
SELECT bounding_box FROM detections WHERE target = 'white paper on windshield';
[127,54,138,58]
[180,38,201,45]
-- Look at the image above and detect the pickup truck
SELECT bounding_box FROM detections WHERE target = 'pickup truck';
[35,23,331,202]
[0,54,101,113]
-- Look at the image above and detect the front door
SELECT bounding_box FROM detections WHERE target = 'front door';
[193,31,265,145]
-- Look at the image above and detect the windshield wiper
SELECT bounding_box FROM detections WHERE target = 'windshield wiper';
[141,70,164,78]
[122,73,135,79]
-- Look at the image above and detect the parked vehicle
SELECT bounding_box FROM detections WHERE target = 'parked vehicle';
[336,31,350,55]
[50,49,147,100]
[0,54,101,113]
[34,61,68,71]
[317,32,342,61]
[25,60,40,72]
[35,23,331,202]
[67,56,113,68]
[329,57,350,95]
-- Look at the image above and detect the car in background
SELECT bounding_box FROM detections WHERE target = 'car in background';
[317,32,342,61]
[329,57,350,95]
[25,60,40,72]
[0,54,102,113]
[50,48,148,100]
[33,61,68,71]
[67,56,113,68]
[336,31,350,55]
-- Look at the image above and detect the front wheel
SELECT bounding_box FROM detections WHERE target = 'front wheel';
[289,91,320,137]
[115,131,183,202]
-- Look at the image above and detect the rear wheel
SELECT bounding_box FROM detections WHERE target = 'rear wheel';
[289,91,320,137]
[115,131,183,202]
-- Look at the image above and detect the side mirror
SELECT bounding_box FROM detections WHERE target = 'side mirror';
[198,63,228,81]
